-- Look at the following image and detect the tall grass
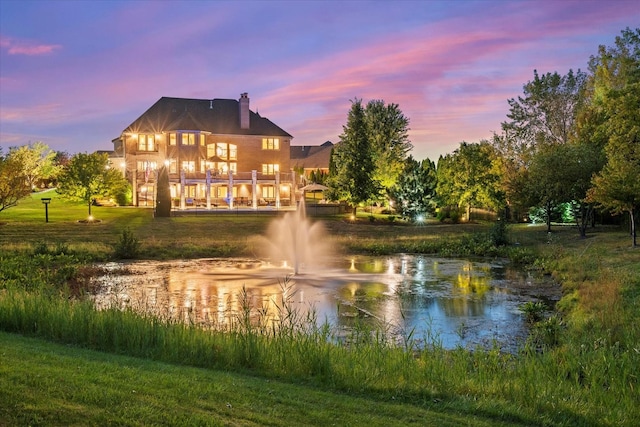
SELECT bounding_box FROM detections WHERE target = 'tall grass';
[1,280,638,425]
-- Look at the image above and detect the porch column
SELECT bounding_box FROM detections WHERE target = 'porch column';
[206,169,211,210]
[251,170,257,210]
[180,169,186,210]
[227,170,234,209]
[275,171,281,208]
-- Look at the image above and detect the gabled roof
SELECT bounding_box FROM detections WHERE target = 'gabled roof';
[121,97,292,137]
[290,141,333,169]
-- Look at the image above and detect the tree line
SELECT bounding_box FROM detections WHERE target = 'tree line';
[326,28,639,246]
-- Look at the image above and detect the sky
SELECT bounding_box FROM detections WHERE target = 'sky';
[1,1,638,162]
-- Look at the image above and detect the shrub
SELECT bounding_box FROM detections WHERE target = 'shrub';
[490,219,509,246]
[113,228,140,259]
[519,301,547,324]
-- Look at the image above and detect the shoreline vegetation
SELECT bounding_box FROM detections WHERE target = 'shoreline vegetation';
[1,193,639,426]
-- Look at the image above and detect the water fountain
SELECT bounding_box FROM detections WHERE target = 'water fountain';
[260,200,331,274]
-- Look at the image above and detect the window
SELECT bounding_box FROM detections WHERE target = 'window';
[202,160,216,172]
[137,160,157,171]
[217,162,228,174]
[262,163,279,175]
[262,138,280,150]
[229,162,237,174]
[229,144,237,160]
[200,134,206,146]
[206,144,216,158]
[169,159,177,174]
[169,133,176,146]
[181,133,196,145]
[138,134,155,151]
[216,143,228,159]
[262,186,275,198]
[181,161,195,172]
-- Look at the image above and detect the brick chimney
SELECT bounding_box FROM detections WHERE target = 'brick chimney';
[239,92,250,129]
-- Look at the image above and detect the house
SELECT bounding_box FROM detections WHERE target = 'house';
[290,141,333,184]
[113,93,295,209]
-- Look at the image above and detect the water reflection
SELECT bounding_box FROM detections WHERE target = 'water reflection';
[93,255,559,351]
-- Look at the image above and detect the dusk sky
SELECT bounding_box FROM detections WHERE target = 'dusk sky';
[1,1,638,161]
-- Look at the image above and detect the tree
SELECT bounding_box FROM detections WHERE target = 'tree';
[0,148,31,213]
[495,69,588,223]
[326,99,380,215]
[155,165,171,217]
[585,28,640,247]
[364,100,412,194]
[9,142,61,190]
[503,69,587,147]
[588,83,640,247]
[436,141,504,221]
[56,152,129,218]
[388,156,437,221]
[327,98,412,212]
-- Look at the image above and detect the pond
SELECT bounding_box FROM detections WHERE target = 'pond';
[92,254,560,352]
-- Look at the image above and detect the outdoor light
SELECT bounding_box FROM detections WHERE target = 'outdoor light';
[416,214,425,223]
[88,215,94,222]
[350,214,355,221]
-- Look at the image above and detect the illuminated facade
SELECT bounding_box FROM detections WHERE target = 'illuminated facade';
[113,93,294,209]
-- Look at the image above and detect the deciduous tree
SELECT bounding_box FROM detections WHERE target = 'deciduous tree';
[364,100,412,194]
[56,152,129,218]
[0,149,31,213]
[9,141,60,190]
[436,141,504,221]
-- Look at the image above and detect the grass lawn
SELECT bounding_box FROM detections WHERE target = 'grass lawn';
[0,332,516,427]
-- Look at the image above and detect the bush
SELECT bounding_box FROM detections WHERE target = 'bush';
[490,219,509,246]
[113,228,140,259]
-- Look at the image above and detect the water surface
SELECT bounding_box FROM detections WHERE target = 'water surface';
[93,255,560,351]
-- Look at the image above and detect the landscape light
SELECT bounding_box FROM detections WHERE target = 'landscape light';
[415,214,425,223]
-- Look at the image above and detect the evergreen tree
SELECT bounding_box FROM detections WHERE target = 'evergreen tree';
[388,156,437,221]
[326,99,379,216]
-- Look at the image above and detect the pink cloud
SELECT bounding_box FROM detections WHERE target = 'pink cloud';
[0,35,61,55]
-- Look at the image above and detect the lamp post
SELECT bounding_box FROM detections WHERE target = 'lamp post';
[41,198,51,222]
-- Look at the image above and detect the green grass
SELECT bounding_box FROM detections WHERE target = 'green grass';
[2,332,515,427]
[1,193,639,425]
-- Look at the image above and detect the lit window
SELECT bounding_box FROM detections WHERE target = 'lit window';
[262,186,275,198]
[203,161,216,171]
[206,144,216,158]
[181,133,195,145]
[229,162,237,174]
[229,144,237,160]
[137,161,157,171]
[262,138,280,150]
[169,133,176,146]
[182,161,195,172]
[138,135,155,151]
[218,162,228,174]
[262,164,279,175]
[169,159,177,173]
[200,134,206,146]
[216,143,228,159]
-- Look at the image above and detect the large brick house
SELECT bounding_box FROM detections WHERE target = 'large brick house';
[113,93,297,209]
